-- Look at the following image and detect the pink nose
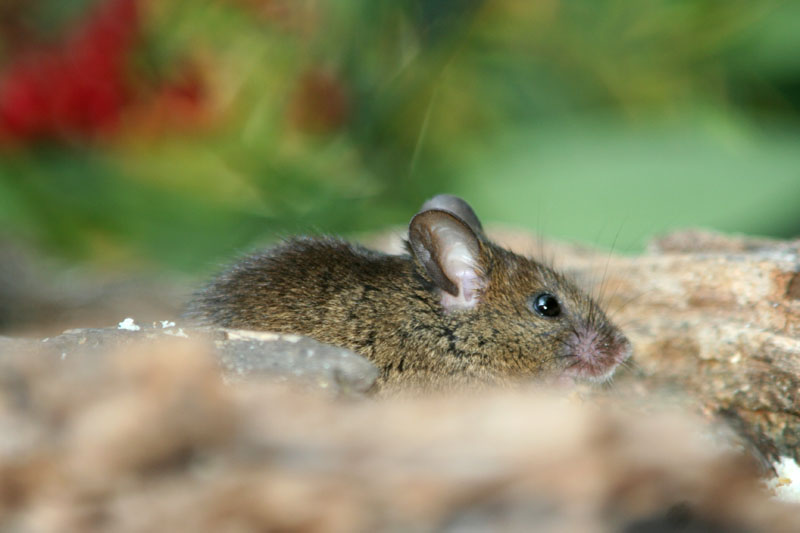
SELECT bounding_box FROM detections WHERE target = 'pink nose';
[564,327,631,382]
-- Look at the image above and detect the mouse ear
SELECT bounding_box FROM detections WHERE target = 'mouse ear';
[419,195,484,236]
[408,209,486,311]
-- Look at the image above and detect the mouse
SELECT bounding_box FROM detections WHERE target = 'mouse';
[188,195,632,392]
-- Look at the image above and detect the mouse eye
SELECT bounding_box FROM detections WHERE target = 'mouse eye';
[530,293,561,318]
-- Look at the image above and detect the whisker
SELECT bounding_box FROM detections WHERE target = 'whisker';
[605,288,658,321]
[598,220,625,304]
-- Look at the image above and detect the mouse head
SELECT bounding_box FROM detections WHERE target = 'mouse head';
[408,195,631,384]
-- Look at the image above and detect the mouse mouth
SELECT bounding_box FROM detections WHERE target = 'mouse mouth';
[560,325,632,383]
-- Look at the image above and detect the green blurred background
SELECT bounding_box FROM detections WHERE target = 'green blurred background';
[1,0,799,277]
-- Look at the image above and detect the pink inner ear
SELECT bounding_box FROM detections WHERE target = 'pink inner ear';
[422,216,485,312]
[440,267,484,311]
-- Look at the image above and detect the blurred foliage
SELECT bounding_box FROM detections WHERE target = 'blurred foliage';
[0,0,798,273]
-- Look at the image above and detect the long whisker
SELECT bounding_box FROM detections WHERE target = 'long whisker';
[605,288,658,321]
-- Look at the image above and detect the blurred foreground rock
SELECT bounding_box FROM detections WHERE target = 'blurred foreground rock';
[0,335,798,532]
[472,228,800,466]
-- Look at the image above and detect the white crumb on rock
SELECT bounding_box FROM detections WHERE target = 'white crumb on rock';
[160,320,176,328]
[768,457,800,503]
[117,318,141,331]
[164,328,188,338]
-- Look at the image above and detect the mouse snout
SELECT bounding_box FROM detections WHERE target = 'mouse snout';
[561,324,631,382]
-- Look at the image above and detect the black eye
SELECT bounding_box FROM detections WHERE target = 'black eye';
[531,293,561,318]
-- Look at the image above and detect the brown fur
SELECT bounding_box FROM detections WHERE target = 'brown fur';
[189,199,630,392]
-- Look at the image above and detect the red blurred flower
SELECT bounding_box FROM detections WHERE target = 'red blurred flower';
[0,0,138,142]
[0,0,218,145]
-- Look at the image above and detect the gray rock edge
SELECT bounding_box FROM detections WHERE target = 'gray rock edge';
[0,323,379,396]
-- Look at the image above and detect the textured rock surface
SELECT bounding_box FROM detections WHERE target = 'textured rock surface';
[215,329,378,393]
[0,323,378,396]
[477,228,800,465]
[0,339,797,532]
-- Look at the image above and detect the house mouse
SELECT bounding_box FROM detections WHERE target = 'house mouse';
[189,195,631,392]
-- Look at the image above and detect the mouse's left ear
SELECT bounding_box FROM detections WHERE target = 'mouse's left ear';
[419,195,484,236]
[409,209,487,311]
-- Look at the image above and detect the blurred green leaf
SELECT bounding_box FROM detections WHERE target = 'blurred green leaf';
[457,111,800,251]
[0,0,798,274]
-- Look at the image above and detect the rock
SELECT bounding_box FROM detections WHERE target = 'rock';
[0,322,378,396]
[214,329,379,394]
[0,339,797,532]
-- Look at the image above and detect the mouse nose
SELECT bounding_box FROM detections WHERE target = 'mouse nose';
[562,325,631,382]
